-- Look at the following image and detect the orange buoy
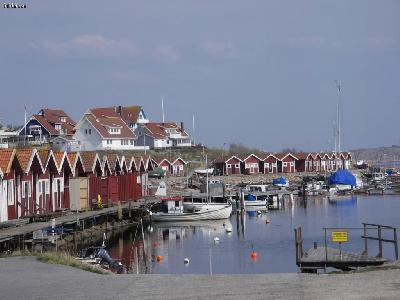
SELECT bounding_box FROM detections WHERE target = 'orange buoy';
[250,251,258,261]
[156,255,163,262]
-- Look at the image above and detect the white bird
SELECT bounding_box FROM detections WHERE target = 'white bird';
[226,227,232,233]
[184,258,190,264]
[214,237,220,243]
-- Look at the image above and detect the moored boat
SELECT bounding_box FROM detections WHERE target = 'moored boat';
[151,196,232,222]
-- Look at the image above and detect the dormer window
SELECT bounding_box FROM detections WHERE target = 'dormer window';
[109,127,121,134]
[55,124,61,131]
[60,117,66,123]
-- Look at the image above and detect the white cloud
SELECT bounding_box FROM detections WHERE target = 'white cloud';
[202,41,236,56]
[155,45,180,62]
[43,35,138,57]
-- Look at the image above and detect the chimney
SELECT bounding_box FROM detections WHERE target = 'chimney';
[180,122,184,132]
[115,106,122,115]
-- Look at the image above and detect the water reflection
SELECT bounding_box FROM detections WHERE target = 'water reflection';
[107,195,400,274]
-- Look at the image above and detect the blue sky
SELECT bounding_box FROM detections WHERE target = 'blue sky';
[1,0,399,151]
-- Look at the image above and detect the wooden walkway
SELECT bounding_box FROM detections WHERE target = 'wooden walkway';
[0,197,157,244]
[299,246,387,270]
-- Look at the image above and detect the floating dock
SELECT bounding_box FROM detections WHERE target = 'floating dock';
[295,224,398,272]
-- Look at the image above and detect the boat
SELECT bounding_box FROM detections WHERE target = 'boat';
[244,193,268,207]
[194,168,214,175]
[328,169,356,196]
[151,196,232,222]
[272,176,289,188]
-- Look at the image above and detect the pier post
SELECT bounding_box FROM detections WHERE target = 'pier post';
[363,223,368,255]
[394,228,398,260]
[377,225,383,258]
[324,228,328,262]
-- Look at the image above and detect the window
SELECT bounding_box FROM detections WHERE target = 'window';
[7,180,14,205]
[88,129,92,135]
[55,124,61,131]
[235,164,239,168]
[22,180,31,197]
[283,162,287,167]
[107,139,112,145]
[60,117,66,122]
[85,129,88,134]
[227,164,231,168]
[175,201,180,207]
[130,140,134,145]
[121,139,129,145]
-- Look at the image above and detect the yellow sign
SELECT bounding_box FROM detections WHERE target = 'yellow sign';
[331,231,348,242]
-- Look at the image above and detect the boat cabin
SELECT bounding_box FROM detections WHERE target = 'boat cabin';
[160,197,184,213]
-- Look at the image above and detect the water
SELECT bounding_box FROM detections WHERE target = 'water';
[106,195,400,274]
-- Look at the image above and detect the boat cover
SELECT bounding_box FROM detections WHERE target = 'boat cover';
[246,193,256,201]
[329,170,356,186]
[273,176,287,186]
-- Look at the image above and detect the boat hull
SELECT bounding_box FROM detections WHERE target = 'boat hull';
[151,205,232,222]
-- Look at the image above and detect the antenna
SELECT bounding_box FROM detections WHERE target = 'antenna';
[335,80,342,154]
[192,114,195,146]
[161,97,165,123]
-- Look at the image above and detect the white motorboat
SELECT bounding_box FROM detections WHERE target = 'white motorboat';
[244,193,267,207]
[151,196,232,222]
[194,168,214,175]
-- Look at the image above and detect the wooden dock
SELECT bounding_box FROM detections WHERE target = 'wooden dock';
[294,225,398,272]
[298,246,387,270]
[0,197,158,247]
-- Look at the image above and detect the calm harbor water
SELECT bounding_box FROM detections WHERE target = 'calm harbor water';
[107,195,400,274]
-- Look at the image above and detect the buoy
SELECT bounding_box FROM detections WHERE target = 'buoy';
[257,210,262,215]
[156,255,163,262]
[184,258,190,264]
[266,219,271,224]
[225,227,232,233]
[250,251,258,261]
[214,237,220,243]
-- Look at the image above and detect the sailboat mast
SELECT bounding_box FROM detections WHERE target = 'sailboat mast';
[206,154,209,202]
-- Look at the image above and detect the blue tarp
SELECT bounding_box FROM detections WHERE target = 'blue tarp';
[272,176,287,186]
[246,193,256,201]
[329,170,356,186]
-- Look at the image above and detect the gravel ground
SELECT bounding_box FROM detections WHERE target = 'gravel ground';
[0,256,400,299]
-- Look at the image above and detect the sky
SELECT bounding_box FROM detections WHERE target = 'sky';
[0,0,399,152]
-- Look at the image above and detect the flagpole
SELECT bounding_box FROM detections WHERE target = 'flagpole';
[161,97,165,123]
[24,104,27,146]
[192,114,195,146]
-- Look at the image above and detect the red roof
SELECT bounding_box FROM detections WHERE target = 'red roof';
[80,151,100,173]
[85,112,135,139]
[143,122,188,139]
[0,149,16,174]
[15,149,43,173]
[33,108,76,136]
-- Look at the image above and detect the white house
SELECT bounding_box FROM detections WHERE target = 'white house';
[135,122,192,149]
[73,108,140,151]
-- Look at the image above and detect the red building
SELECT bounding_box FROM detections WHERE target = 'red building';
[214,156,242,175]
[239,154,262,174]
[171,158,186,177]
[263,154,279,174]
[275,153,298,173]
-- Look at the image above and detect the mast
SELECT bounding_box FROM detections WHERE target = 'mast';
[161,97,165,123]
[206,154,209,202]
[192,114,195,146]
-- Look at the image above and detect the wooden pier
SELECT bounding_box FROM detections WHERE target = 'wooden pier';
[295,224,398,272]
[0,197,158,251]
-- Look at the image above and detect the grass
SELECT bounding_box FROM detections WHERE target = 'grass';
[1,251,108,275]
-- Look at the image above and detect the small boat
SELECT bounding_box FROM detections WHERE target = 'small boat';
[272,176,289,188]
[194,168,214,175]
[151,196,232,222]
[244,193,267,207]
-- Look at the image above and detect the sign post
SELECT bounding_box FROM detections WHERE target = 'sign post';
[331,231,349,261]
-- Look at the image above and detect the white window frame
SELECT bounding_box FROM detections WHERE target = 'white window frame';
[235,164,240,168]
[22,180,32,197]
[7,180,14,205]
[227,164,231,168]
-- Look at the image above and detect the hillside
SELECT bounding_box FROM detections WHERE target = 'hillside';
[350,146,400,162]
